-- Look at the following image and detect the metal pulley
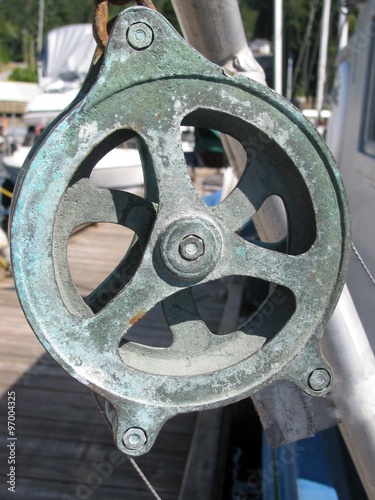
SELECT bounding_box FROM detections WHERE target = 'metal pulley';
[10,7,351,456]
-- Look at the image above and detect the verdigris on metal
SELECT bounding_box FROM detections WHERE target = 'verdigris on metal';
[10,7,351,456]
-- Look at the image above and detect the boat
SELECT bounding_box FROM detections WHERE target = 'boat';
[2,23,144,194]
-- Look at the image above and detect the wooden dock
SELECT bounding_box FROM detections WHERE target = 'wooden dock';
[0,222,230,499]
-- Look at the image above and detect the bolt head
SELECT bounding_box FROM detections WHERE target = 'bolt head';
[179,235,204,261]
[308,369,331,391]
[127,23,153,50]
[122,428,147,451]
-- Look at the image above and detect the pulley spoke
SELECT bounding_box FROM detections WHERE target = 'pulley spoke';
[211,185,258,232]
[53,179,157,314]
[83,247,177,348]
[56,178,156,240]
[210,154,274,232]
[142,122,207,213]
[207,231,311,299]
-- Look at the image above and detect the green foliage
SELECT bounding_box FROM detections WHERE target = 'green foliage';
[0,0,181,62]
[8,65,37,82]
[0,0,358,98]
[0,44,10,63]
[153,0,180,32]
[238,1,258,40]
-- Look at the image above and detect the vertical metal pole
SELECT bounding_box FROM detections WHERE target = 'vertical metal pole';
[322,286,375,500]
[286,53,293,101]
[316,0,331,124]
[37,0,45,54]
[338,1,349,50]
[170,0,266,85]
[274,0,283,94]
[37,0,45,83]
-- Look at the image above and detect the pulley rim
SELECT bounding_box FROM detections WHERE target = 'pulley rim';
[10,7,350,454]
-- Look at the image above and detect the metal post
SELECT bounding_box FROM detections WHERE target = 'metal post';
[338,1,349,50]
[37,0,45,54]
[37,0,45,82]
[170,1,375,495]
[171,0,266,85]
[322,286,375,499]
[316,0,332,124]
[286,52,293,101]
[274,0,283,94]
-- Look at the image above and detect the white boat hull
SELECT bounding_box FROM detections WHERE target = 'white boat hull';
[3,146,144,193]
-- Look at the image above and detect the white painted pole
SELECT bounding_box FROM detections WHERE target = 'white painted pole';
[316,0,332,124]
[274,0,283,95]
[339,1,349,50]
[37,0,45,82]
[286,53,293,101]
[37,0,45,54]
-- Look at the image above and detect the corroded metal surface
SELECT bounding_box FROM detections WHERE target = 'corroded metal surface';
[10,8,350,456]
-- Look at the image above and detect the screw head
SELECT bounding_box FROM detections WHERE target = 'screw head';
[127,23,153,50]
[308,369,331,391]
[122,428,147,451]
[179,235,204,261]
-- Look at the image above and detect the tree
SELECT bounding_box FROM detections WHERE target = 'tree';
[0,0,358,98]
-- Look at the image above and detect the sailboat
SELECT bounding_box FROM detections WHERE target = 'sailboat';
[2,23,144,193]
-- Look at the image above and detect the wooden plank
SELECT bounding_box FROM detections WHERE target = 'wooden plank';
[178,278,246,499]
[0,221,232,498]
[0,371,89,393]
[0,223,195,498]
[3,477,169,500]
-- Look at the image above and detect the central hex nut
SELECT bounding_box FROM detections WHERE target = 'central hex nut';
[159,216,223,281]
[127,23,153,50]
[179,235,204,261]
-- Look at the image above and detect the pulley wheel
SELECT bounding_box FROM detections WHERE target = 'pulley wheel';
[10,8,350,455]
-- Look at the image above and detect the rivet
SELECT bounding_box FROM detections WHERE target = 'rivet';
[127,23,153,50]
[122,427,147,450]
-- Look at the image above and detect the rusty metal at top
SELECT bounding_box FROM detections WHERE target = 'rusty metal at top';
[93,0,156,51]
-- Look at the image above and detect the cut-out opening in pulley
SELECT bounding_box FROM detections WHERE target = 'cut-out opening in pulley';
[240,195,288,250]
[182,109,317,256]
[118,277,296,354]
[191,277,296,338]
[54,129,159,317]
[69,129,147,197]
[67,223,137,303]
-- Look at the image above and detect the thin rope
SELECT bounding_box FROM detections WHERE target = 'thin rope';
[128,457,162,500]
[351,243,375,287]
[91,391,162,500]
[91,390,113,429]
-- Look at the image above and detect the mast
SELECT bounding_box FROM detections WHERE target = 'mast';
[37,0,45,54]
[274,0,283,94]
[338,0,349,50]
[37,0,45,81]
[315,0,332,124]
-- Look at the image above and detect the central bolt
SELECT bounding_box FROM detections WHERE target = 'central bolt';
[179,235,204,261]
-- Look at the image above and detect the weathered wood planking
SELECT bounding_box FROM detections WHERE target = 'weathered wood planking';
[0,223,202,499]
